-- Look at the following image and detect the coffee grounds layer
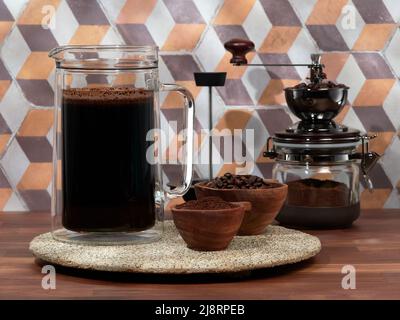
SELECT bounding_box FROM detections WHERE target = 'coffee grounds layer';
[61,87,155,232]
[176,197,236,210]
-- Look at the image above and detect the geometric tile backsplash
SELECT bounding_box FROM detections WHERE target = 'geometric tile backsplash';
[0,0,399,211]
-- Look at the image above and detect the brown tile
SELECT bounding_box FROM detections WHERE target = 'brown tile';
[18,109,54,137]
[360,189,391,209]
[214,0,256,25]
[321,53,349,80]
[215,109,253,133]
[258,79,298,105]
[0,80,11,101]
[353,0,394,24]
[215,52,255,79]
[117,0,157,23]
[259,26,301,53]
[162,81,201,109]
[0,134,11,155]
[17,52,54,80]
[0,188,12,210]
[18,0,61,24]
[353,106,395,132]
[0,21,13,43]
[353,53,394,79]
[162,24,205,51]
[367,132,395,155]
[17,163,52,190]
[306,0,348,24]
[353,79,395,106]
[69,25,109,45]
[353,24,396,51]
[216,79,253,105]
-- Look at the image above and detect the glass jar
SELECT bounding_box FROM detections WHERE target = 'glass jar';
[273,161,360,228]
[49,45,194,245]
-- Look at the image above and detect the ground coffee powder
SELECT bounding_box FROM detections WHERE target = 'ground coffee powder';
[176,197,236,210]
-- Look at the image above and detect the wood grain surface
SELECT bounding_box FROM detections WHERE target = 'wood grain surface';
[0,210,399,300]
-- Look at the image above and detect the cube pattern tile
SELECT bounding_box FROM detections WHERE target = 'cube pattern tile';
[0,0,399,212]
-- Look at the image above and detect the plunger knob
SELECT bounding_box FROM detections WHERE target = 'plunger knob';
[224,39,255,65]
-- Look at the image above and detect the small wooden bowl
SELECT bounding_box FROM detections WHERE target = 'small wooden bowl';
[171,202,249,251]
[195,181,288,235]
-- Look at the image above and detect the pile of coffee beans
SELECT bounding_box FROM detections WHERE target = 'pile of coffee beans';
[205,173,274,189]
[291,81,348,90]
[176,197,235,210]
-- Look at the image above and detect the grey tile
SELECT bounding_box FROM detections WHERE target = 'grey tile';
[0,59,11,80]
[17,80,54,106]
[161,55,200,81]
[259,54,300,79]
[18,25,58,51]
[353,0,394,23]
[307,25,349,51]
[66,0,109,25]
[361,162,392,189]
[217,79,254,106]
[19,190,51,211]
[117,24,155,45]
[163,0,204,24]
[260,0,301,26]
[354,106,396,132]
[16,137,53,162]
[353,53,394,79]
[256,108,292,135]
[214,25,249,45]
[0,0,13,20]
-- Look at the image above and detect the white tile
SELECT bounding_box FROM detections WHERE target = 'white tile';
[288,0,317,22]
[383,0,400,23]
[336,0,365,50]
[194,27,225,72]
[244,111,269,161]
[98,0,126,22]
[0,82,30,132]
[101,26,124,45]
[0,139,30,188]
[383,81,400,131]
[3,0,28,20]
[146,0,175,48]
[384,189,400,208]
[381,136,400,188]
[195,87,225,130]
[337,54,365,104]
[193,0,223,23]
[242,54,270,105]
[385,29,400,77]
[288,29,319,80]
[50,0,79,45]
[342,107,366,133]
[3,192,28,212]
[243,1,271,50]
[1,27,31,77]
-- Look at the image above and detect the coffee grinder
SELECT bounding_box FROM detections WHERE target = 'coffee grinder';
[225,39,380,229]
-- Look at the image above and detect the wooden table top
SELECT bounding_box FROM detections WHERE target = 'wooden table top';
[1,210,399,300]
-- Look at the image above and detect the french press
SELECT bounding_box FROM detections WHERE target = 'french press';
[225,39,379,228]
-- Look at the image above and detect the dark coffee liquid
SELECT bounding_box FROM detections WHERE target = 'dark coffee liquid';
[62,87,155,232]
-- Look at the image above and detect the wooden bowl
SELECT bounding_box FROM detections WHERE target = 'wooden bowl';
[195,181,288,235]
[171,203,247,251]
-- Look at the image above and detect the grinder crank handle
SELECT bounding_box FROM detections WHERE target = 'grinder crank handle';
[224,38,255,65]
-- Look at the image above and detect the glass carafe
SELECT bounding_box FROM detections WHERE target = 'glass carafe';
[49,45,194,245]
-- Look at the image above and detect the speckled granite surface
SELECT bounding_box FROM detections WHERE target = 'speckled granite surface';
[30,221,321,274]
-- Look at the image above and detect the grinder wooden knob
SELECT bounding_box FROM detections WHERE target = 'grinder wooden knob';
[224,39,255,65]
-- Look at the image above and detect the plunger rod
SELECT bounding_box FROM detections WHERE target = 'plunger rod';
[209,86,213,180]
